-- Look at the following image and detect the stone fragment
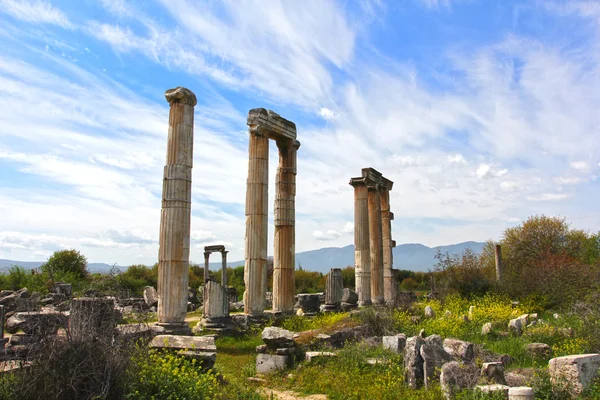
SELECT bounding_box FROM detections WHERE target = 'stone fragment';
[440,361,479,400]
[323,269,343,312]
[443,310,452,318]
[424,305,435,319]
[54,283,72,298]
[508,318,522,336]
[424,334,443,347]
[553,313,560,319]
[404,336,423,389]
[295,294,320,314]
[275,347,296,355]
[114,324,153,343]
[508,386,534,400]
[143,286,158,307]
[150,334,216,369]
[476,384,509,398]
[262,327,295,349]
[443,338,474,362]
[482,322,493,335]
[256,353,292,374]
[305,351,337,362]
[70,297,117,341]
[256,344,267,353]
[341,288,358,304]
[382,334,406,353]
[548,354,600,397]
[468,306,475,321]
[525,343,551,359]
[420,343,453,388]
[6,311,67,335]
[481,362,507,385]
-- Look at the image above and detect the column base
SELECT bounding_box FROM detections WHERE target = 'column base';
[152,322,192,336]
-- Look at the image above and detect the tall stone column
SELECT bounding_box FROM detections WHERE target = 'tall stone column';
[221,251,228,287]
[380,188,395,305]
[204,252,210,282]
[157,87,196,334]
[350,179,371,306]
[273,140,299,312]
[495,244,503,282]
[244,131,269,315]
[323,268,343,312]
[368,186,384,305]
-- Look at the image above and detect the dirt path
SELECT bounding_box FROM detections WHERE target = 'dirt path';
[259,388,327,400]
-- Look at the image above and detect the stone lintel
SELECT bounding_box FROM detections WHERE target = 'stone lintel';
[165,87,197,106]
[247,108,296,140]
[361,167,393,190]
[204,245,226,253]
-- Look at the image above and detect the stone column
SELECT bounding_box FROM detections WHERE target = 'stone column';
[350,179,371,306]
[273,140,299,313]
[157,87,196,334]
[323,268,343,312]
[244,130,269,315]
[204,252,210,282]
[222,251,228,288]
[203,280,229,319]
[380,188,395,305]
[495,244,503,282]
[70,297,116,342]
[368,186,384,305]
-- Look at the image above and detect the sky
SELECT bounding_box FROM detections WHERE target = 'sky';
[0,0,600,266]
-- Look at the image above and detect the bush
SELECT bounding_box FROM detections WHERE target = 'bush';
[41,249,89,281]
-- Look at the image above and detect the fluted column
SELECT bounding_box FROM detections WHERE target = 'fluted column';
[273,140,299,312]
[157,87,196,334]
[324,268,343,311]
[244,132,269,315]
[222,251,228,287]
[380,188,395,305]
[350,180,371,306]
[204,252,210,282]
[495,244,503,281]
[368,186,384,305]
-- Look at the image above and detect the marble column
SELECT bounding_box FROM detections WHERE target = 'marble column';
[323,268,343,312]
[244,130,269,315]
[380,188,395,305]
[157,87,196,334]
[495,244,503,282]
[368,186,384,305]
[221,251,228,287]
[273,140,299,312]
[204,252,210,282]
[350,179,371,306]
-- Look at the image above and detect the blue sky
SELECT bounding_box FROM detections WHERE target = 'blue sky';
[1,0,599,266]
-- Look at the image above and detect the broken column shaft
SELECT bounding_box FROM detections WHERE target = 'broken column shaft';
[368,186,384,305]
[324,268,343,312]
[157,87,196,334]
[380,188,395,305]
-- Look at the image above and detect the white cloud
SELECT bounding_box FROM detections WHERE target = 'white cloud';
[318,107,338,121]
[476,164,491,179]
[0,0,71,28]
[313,230,342,241]
[526,193,571,201]
[447,154,467,164]
[554,176,582,185]
[343,222,354,234]
[570,160,590,172]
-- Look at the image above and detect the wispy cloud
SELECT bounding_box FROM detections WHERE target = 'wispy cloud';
[0,0,72,28]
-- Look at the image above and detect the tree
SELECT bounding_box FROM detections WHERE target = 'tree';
[41,249,89,281]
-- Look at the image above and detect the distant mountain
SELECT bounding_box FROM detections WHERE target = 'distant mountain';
[1,241,485,275]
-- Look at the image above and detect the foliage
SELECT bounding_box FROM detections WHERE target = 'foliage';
[41,249,89,281]
[295,266,325,293]
[124,349,220,400]
[280,312,352,333]
[340,266,355,289]
[432,249,495,301]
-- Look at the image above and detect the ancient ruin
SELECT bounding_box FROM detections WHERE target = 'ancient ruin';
[349,168,396,306]
[199,245,233,331]
[323,268,343,312]
[244,109,300,315]
[495,244,503,281]
[156,87,197,335]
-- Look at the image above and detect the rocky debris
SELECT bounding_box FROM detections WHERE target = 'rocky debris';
[0,288,35,314]
[229,301,244,312]
[256,354,293,374]
[424,334,443,347]
[508,318,523,336]
[341,288,358,309]
[482,322,493,336]
[53,283,72,298]
[508,386,534,399]
[420,343,453,389]
[424,306,435,319]
[505,370,533,387]
[256,344,267,354]
[305,351,337,362]
[305,325,369,349]
[257,326,298,374]
[114,323,154,343]
[262,327,295,349]
[444,338,474,362]
[382,334,406,353]
[475,384,509,397]
[143,286,158,307]
[404,336,424,389]
[525,343,551,359]
[549,354,600,397]
[481,362,507,385]
[295,294,320,315]
[6,311,67,335]
[150,335,216,369]
[440,361,479,400]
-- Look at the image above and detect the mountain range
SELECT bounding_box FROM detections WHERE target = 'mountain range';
[0,241,485,274]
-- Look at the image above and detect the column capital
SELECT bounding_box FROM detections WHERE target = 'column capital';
[276,138,301,150]
[165,87,197,106]
[247,108,297,140]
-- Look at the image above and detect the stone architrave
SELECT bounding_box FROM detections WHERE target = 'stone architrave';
[273,139,299,313]
[368,185,384,305]
[156,87,196,335]
[495,244,503,281]
[349,178,371,306]
[323,268,343,312]
[244,109,299,315]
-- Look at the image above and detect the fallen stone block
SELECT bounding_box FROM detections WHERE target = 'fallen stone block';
[476,384,509,398]
[256,353,292,374]
[508,386,534,399]
[481,361,507,385]
[548,353,600,397]
[305,351,337,362]
[444,338,474,362]
[525,343,551,359]
[149,335,216,369]
[382,334,406,353]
